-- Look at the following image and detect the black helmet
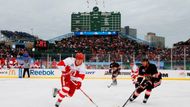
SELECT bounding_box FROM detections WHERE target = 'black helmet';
[112,63,120,68]
[141,58,149,62]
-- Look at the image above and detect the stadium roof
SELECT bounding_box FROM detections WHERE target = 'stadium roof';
[48,33,74,43]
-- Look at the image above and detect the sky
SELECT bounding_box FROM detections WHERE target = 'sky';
[0,0,190,47]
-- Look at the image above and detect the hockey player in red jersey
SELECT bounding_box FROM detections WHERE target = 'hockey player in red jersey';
[53,53,86,107]
[130,62,139,88]
[129,58,162,103]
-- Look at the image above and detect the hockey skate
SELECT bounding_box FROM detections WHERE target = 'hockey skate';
[107,82,117,88]
[55,102,60,107]
[53,88,58,98]
[129,97,135,102]
[129,95,138,102]
[143,98,148,103]
[113,81,117,86]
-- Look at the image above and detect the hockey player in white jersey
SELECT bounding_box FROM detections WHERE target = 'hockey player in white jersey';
[130,62,139,88]
[53,53,86,107]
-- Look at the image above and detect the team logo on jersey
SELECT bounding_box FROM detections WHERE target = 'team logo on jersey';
[70,64,74,68]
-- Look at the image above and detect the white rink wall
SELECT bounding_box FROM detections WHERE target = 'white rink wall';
[85,69,190,80]
[0,69,190,80]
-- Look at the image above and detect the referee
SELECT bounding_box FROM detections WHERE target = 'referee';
[23,59,30,78]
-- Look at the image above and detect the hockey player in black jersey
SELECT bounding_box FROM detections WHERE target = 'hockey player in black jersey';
[108,61,121,87]
[129,58,162,103]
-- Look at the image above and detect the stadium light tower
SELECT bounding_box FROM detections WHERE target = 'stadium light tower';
[30,28,34,35]
[103,0,105,8]
[184,46,187,70]
[171,48,173,70]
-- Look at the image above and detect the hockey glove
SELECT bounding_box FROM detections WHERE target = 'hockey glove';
[135,82,140,88]
[75,81,82,89]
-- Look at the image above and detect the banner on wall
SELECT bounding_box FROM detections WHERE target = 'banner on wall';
[84,69,190,80]
[0,69,19,78]
[0,69,190,80]
[29,69,62,78]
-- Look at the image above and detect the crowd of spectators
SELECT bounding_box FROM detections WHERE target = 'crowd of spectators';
[0,47,57,69]
[55,35,190,62]
[173,39,190,60]
[0,30,190,69]
[55,35,149,62]
[0,30,56,69]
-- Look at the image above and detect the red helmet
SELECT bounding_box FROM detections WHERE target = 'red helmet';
[75,53,85,60]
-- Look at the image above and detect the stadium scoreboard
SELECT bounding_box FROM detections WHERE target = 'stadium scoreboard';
[34,40,48,49]
[71,7,121,33]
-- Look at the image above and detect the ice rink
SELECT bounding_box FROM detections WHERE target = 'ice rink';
[0,78,190,107]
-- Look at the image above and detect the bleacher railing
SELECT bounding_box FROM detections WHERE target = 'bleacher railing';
[31,51,190,70]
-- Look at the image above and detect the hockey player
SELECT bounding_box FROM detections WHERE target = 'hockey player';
[130,62,139,88]
[53,53,86,107]
[108,61,121,87]
[109,60,116,72]
[129,58,162,103]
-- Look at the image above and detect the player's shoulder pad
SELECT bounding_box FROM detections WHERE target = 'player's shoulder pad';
[63,57,75,65]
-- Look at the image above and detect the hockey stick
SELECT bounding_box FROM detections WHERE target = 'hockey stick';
[107,82,116,88]
[79,88,99,107]
[71,80,99,107]
[121,89,136,107]
[121,78,147,107]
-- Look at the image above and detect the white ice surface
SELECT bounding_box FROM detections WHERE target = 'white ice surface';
[0,79,190,107]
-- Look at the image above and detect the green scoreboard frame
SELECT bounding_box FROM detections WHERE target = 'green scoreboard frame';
[71,7,121,32]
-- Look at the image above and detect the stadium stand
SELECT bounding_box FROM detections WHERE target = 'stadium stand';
[0,30,190,69]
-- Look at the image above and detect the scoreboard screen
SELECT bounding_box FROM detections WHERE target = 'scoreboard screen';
[71,6,121,32]
[35,40,48,48]
[74,31,118,36]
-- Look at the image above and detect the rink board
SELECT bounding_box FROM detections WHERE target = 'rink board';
[0,69,190,80]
